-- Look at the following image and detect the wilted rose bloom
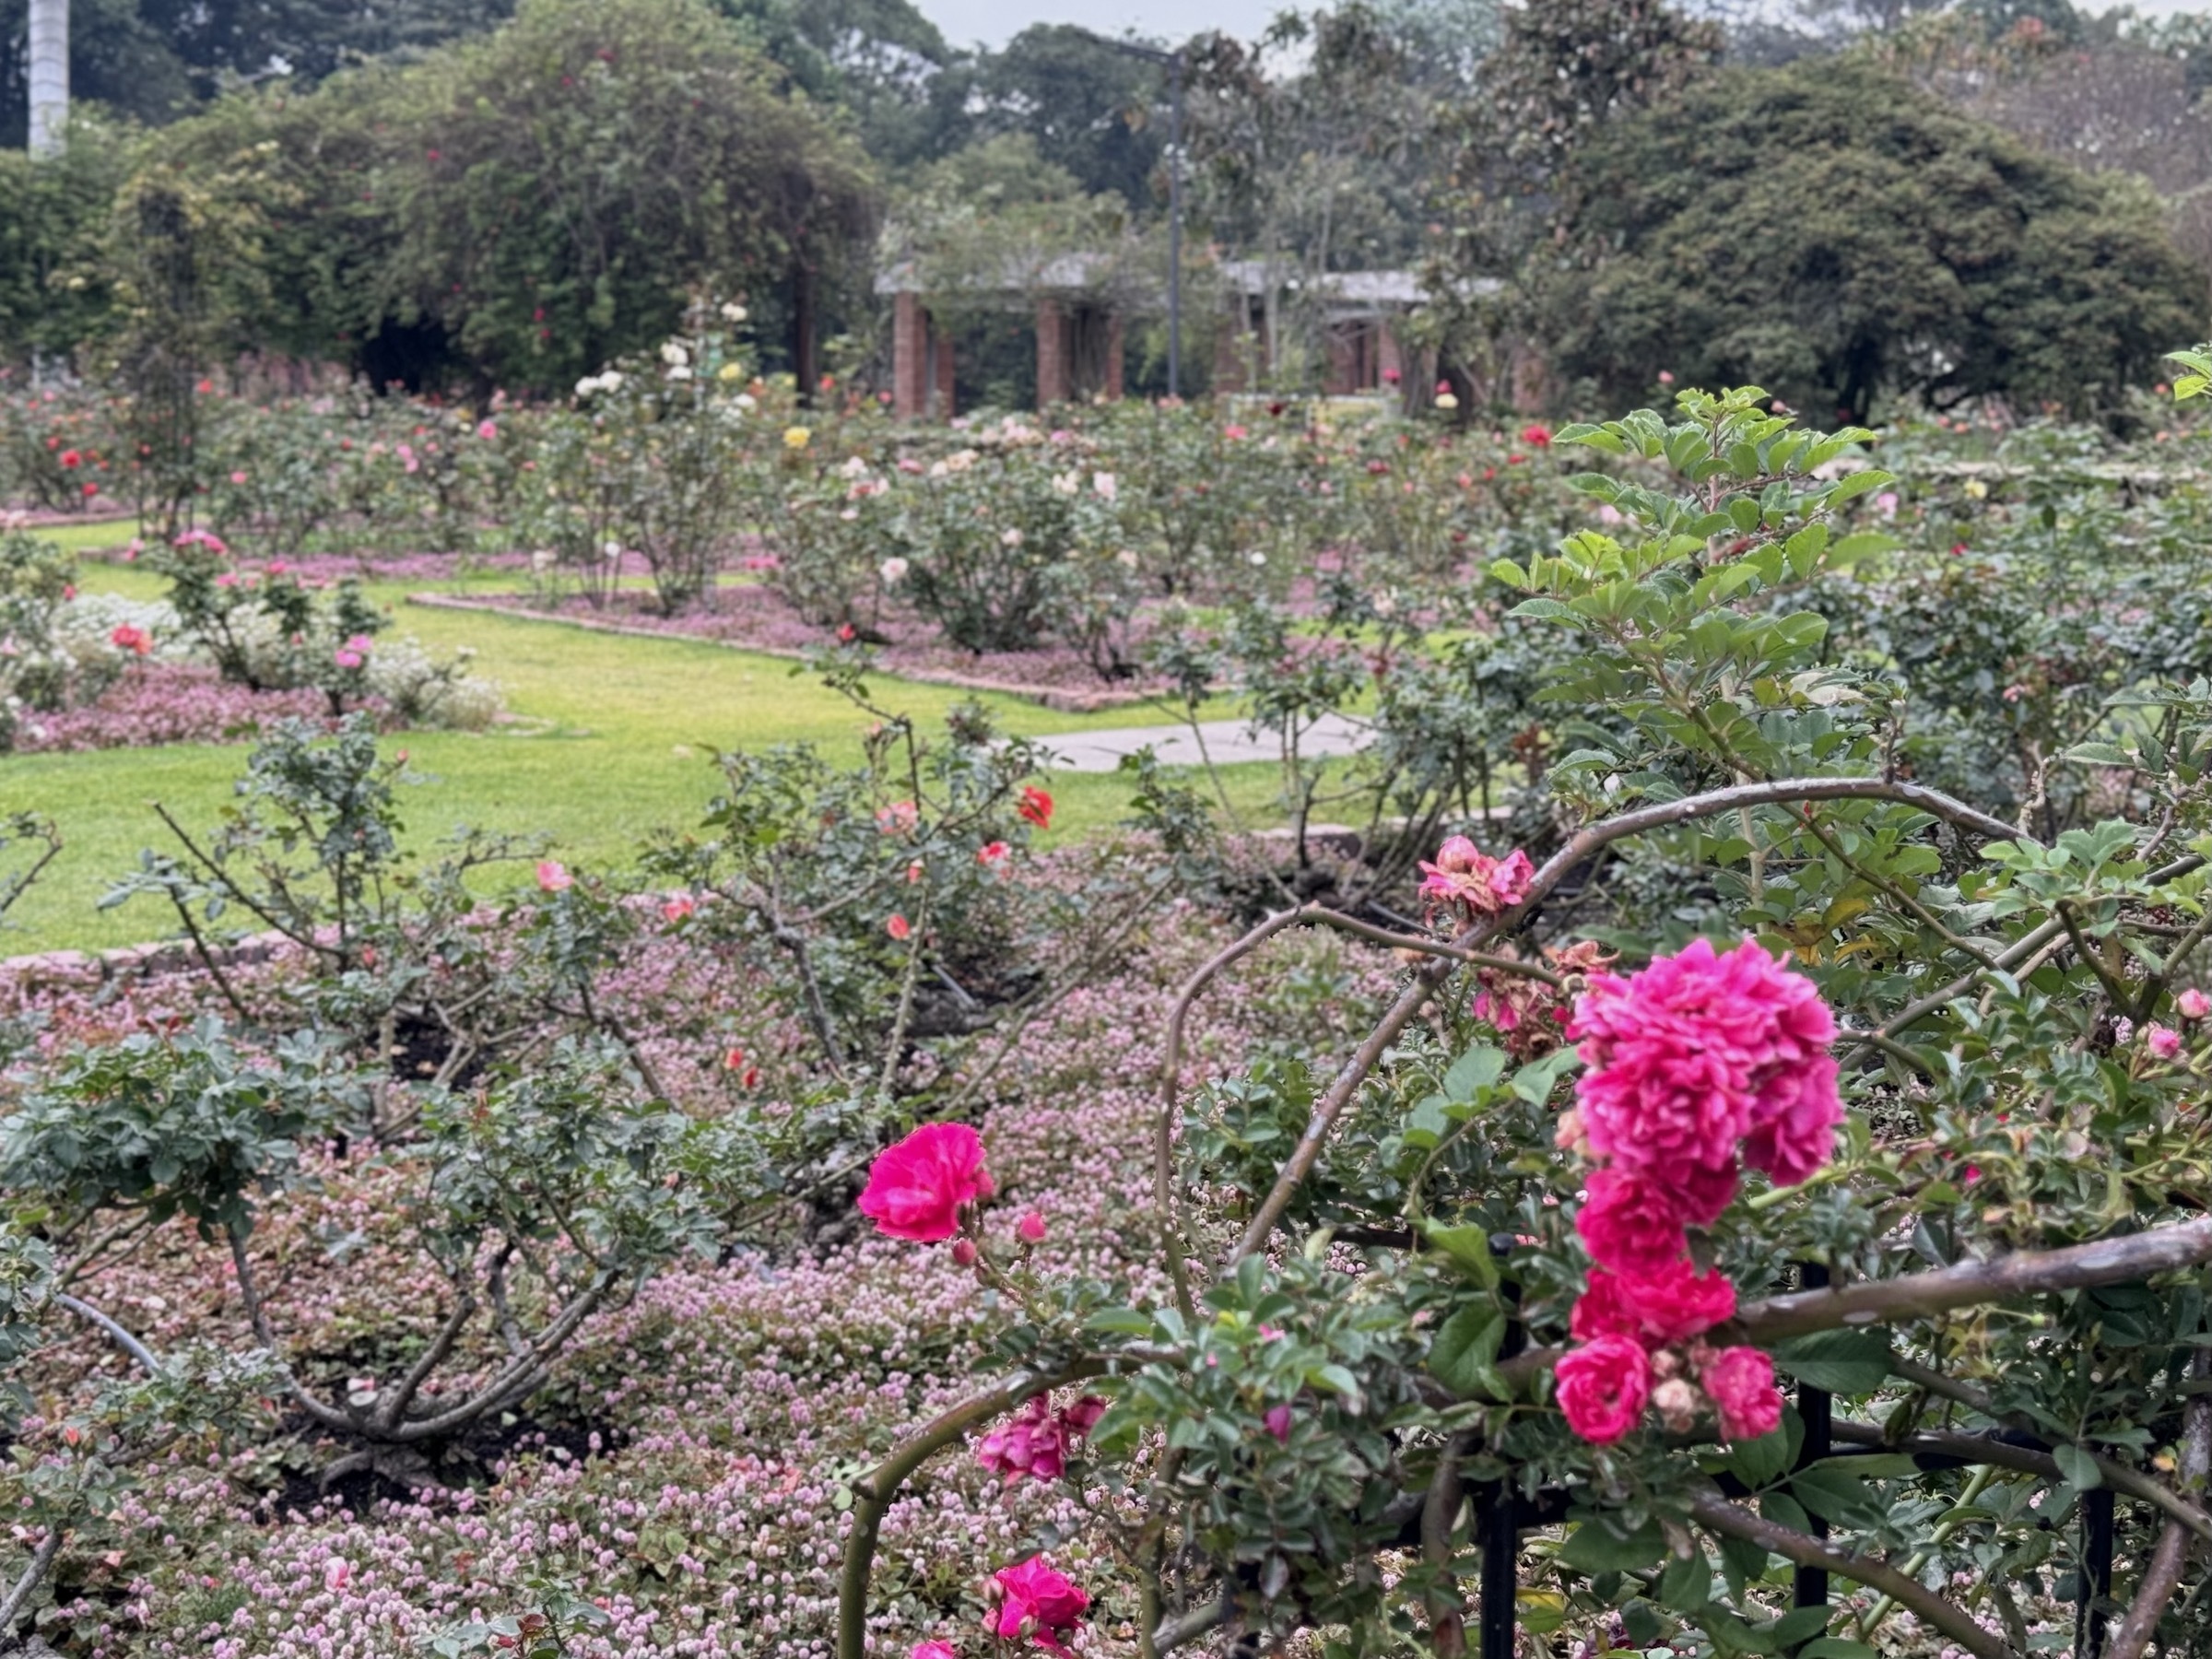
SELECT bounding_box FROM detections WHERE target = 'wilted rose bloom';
[877,800,919,835]
[1017,787,1053,830]
[1417,836,1533,915]
[858,1121,989,1242]
[535,860,572,892]
[977,841,1010,867]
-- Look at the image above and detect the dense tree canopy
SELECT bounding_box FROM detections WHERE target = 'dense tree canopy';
[1551,60,2204,421]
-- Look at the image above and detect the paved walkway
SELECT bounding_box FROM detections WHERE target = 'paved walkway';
[1030,712,1373,772]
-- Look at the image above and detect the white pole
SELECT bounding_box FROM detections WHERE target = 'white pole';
[28,0,69,159]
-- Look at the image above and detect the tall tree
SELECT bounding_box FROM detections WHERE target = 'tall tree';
[1550,57,2202,420]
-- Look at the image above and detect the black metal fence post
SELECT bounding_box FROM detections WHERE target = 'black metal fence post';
[2077,1487,2114,1659]
[1793,1263,1832,1613]
[1478,1483,1518,1659]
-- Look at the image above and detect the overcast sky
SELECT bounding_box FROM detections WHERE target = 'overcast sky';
[914,0,2212,52]
[915,0,1283,50]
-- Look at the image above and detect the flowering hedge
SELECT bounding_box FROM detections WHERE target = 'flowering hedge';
[833,380,2212,1659]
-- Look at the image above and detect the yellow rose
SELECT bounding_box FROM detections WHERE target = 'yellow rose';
[1963,478,1988,499]
[718,362,743,383]
[1435,393,1459,411]
[783,427,811,451]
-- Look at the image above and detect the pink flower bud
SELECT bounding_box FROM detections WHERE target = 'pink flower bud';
[2147,1024,2183,1061]
[950,1239,979,1267]
[2179,988,2210,1021]
[1016,1211,1046,1244]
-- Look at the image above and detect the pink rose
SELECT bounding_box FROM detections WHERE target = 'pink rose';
[2179,988,2211,1021]
[1571,937,1838,1188]
[1554,1335,1651,1444]
[992,1557,1088,1654]
[978,1395,1069,1484]
[1575,1166,1696,1276]
[1263,1404,1292,1442]
[1571,1260,1735,1347]
[2147,1024,2183,1061]
[913,1643,959,1659]
[324,1559,351,1593]
[535,860,571,892]
[1016,1210,1046,1243]
[1701,1346,1783,1441]
[858,1122,989,1242]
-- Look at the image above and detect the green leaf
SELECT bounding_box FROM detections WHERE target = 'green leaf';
[1419,1219,1500,1288]
[1556,1515,1666,1574]
[1799,1641,1880,1659]
[1442,1045,1507,1100]
[1722,1426,1792,1490]
[1771,1329,1892,1394]
[1656,1552,1711,1612]
[1790,1465,1886,1528]
[2053,1442,2103,1491]
[1083,1307,1153,1335]
[1770,1606,1833,1646]
[1428,1302,1506,1398]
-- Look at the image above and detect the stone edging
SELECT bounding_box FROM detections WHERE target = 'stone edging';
[0,929,290,988]
[405,592,1160,715]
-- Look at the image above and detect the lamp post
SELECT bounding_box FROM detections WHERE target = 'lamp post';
[1072,29,1186,399]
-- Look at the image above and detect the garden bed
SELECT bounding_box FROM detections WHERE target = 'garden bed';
[409,587,1172,713]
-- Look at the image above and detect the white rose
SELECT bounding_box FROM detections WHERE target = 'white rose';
[1093,472,1117,502]
[879,557,910,584]
[661,342,689,368]
[720,301,748,323]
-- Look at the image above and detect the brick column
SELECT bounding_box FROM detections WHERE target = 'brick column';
[1102,312,1125,401]
[1035,298,1069,410]
[893,291,927,419]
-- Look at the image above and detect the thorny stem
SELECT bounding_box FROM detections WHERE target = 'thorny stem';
[2104,1349,2212,1659]
[1686,1488,2021,1659]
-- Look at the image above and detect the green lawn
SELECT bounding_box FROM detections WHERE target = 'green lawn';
[3,530,1289,952]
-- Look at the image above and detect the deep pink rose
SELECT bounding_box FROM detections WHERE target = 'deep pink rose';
[1739,1053,1842,1187]
[1571,1260,1736,1347]
[1701,1346,1783,1441]
[1575,1167,1691,1276]
[1264,1404,1293,1442]
[1554,1335,1651,1444]
[1571,938,1838,1186]
[912,1643,958,1659]
[992,1557,1088,1653]
[2147,1024,2184,1061]
[858,1122,989,1242]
